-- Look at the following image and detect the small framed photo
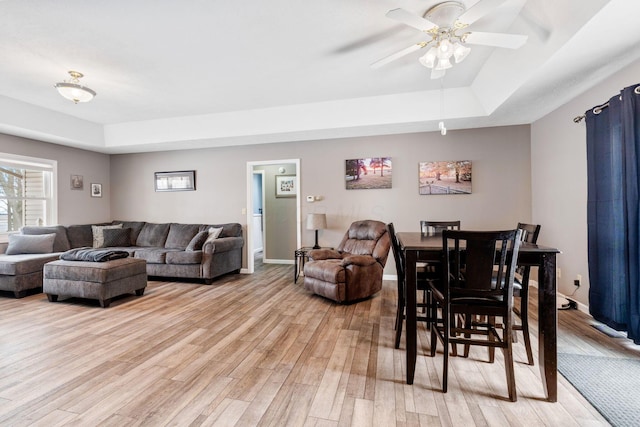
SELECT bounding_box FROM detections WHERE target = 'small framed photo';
[155,170,196,192]
[70,174,83,190]
[90,183,102,198]
[275,175,296,198]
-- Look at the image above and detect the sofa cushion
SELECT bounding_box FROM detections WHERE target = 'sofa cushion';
[66,224,94,248]
[6,233,56,255]
[102,228,131,247]
[21,226,70,252]
[0,253,62,275]
[165,223,200,249]
[166,251,203,264]
[92,224,123,248]
[112,221,146,246]
[136,223,170,247]
[186,230,208,251]
[134,248,180,264]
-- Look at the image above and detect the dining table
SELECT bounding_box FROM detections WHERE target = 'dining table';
[397,231,561,402]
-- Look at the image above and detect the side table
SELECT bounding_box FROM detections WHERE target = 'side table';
[294,246,333,283]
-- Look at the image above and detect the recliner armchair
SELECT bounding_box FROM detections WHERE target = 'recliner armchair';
[303,220,391,303]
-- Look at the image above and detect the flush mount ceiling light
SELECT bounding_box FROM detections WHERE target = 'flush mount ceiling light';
[372,0,528,79]
[54,71,96,103]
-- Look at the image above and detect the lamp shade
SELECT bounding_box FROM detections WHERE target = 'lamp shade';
[306,213,327,230]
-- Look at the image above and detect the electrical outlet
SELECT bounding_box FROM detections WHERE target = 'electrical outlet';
[574,274,582,287]
[557,268,562,278]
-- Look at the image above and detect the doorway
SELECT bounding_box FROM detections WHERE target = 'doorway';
[246,159,301,274]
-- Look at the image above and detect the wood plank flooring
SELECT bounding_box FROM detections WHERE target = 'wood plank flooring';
[0,258,633,426]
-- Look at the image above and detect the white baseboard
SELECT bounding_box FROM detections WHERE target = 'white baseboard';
[263,259,294,265]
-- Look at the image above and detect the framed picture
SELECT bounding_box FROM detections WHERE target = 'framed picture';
[90,183,102,198]
[419,160,472,195]
[275,175,296,198]
[154,170,196,192]
[345,157,392,190]
[70,174,83,190]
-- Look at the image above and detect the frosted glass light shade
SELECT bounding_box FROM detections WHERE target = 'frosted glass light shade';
[55,83,96,103]
[54,71,96,104]
[453,42,471,63]
[419,47,438,68]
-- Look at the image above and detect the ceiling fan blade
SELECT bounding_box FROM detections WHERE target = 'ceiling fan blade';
[456,0,508,26]
[386,8,439,32]
[463,31,528,49]
[371,43,427,68]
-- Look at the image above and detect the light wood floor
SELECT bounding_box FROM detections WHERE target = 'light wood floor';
[0,259,635,426]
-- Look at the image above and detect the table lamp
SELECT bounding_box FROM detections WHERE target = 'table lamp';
[306,213,327,249]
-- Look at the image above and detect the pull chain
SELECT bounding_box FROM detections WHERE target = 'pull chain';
[439,78,447,136]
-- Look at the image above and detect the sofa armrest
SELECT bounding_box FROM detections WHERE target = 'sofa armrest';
[308,249,341,261]
[203,236,244,254]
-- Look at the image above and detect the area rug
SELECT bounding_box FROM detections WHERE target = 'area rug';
[591,323,628,338]
[557,353,640,426]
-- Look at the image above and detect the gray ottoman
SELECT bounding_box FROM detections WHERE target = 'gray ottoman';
[43,258,147,308]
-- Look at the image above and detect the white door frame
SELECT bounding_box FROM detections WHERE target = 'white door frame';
[245,159,301,274]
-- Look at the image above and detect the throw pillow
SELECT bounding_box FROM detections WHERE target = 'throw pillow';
[186,230,209,251]
[102,228,132,247]
[208,227,223,240]
[92,224,123,248]
[203,227,223,246]
[5,233,56,255]
[20,225,70,252]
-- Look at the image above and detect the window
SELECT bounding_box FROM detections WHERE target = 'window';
[0,154,56,234]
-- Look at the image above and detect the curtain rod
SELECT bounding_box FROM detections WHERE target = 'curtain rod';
[574,86,640,123]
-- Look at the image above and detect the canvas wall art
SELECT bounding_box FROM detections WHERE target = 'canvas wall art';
[345,157,392,190]
[419,160,472,195]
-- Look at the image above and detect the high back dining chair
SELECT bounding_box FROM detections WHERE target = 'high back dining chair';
[420,220,461,235]
[513,222,541,365]
[429,229,522,401]
[388,223,435,349]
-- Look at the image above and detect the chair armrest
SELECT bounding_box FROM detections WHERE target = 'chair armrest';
[308,249,341,260]
[341,254,378,267]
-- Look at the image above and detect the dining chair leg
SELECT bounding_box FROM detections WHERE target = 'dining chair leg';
[488,316,496,363]
[463,314,472,358]
[519,291,534,365]
[395,299,404,349]
[430,318,437,357]
[503,342,517,402]
[442,304,450,393]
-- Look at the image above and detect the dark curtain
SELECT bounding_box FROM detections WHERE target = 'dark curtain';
[586,84,640,344]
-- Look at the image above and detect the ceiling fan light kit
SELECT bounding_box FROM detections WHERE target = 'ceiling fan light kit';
[372,0,527,79]
[54,70,96,104]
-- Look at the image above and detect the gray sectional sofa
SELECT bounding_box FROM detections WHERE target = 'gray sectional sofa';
[0,221,244,297]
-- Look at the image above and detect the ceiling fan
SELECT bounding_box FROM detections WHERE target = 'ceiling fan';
[372,0,528,79]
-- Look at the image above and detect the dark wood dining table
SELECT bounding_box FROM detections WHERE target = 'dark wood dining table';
[397,231,561,402]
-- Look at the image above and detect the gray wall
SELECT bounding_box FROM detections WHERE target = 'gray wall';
[0,133,111,225]
[111,125,532,275]
[531,57,640,307]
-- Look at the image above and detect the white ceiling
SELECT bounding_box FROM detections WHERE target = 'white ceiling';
[1,0,639,154]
